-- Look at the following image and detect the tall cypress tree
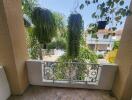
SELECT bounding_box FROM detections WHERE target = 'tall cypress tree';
[67,13,83,59]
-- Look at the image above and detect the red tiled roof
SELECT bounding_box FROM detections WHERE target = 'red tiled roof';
[97,29,123,36]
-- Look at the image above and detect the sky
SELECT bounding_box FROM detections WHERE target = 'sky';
[37,0,131,29]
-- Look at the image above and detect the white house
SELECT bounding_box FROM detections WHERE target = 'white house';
[86,29,122,55]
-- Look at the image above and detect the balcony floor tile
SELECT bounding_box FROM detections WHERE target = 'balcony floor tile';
[8,86,116,100]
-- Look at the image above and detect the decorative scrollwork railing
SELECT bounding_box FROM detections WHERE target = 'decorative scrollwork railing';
[42,61,101,85]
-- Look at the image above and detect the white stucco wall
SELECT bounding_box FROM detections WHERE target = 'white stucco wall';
[0,66,11,100]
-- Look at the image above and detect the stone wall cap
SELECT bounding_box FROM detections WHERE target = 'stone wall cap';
[26,60,43,63]
[100,63,118,66]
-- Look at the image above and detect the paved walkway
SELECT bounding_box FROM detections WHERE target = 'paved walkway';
[8,86,116,100]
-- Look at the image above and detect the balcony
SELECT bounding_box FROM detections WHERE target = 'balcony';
[86,38,115,45]
[1,0,132,100]
[8,60,117,100]
[26,60,117,90]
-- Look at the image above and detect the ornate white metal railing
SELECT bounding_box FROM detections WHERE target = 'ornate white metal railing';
[42,61,102,85]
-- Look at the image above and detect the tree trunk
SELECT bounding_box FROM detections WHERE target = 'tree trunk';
[39,44,43,60]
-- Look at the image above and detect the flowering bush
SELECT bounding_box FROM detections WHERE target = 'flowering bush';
[105,49,118,63]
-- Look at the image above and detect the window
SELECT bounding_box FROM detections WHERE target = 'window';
[103,35,109,39]
[92,34,98,39]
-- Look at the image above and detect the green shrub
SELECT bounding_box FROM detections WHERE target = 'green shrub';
[97,54,104,59]
[55,46,97,80]
[56,54,86,80]
[113,41,120,50]
[47,38,67,50]
[79,46,97,63]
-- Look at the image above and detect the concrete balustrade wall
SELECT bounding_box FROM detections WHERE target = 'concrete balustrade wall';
[26,60,117,90]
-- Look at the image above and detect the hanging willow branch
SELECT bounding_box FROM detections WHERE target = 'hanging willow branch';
[67,13,83,59]
[31,7,57,59]
[31,7,57,44]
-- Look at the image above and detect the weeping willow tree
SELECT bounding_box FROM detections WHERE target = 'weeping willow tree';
[31,7,57,59]
[67,13,83,59]
[21,0,38,17]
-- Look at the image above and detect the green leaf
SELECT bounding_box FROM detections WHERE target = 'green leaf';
[85,0,90,5]
[115,16,121,22]
[114,0,120,3]
[119,0,124,6]
[80,4,84,9]
[112,27,117,31]
[92,12,96,18]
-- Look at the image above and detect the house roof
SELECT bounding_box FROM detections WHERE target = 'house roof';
[97,29,123,36]
[97,29,114,34]
[115,29,123,36]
